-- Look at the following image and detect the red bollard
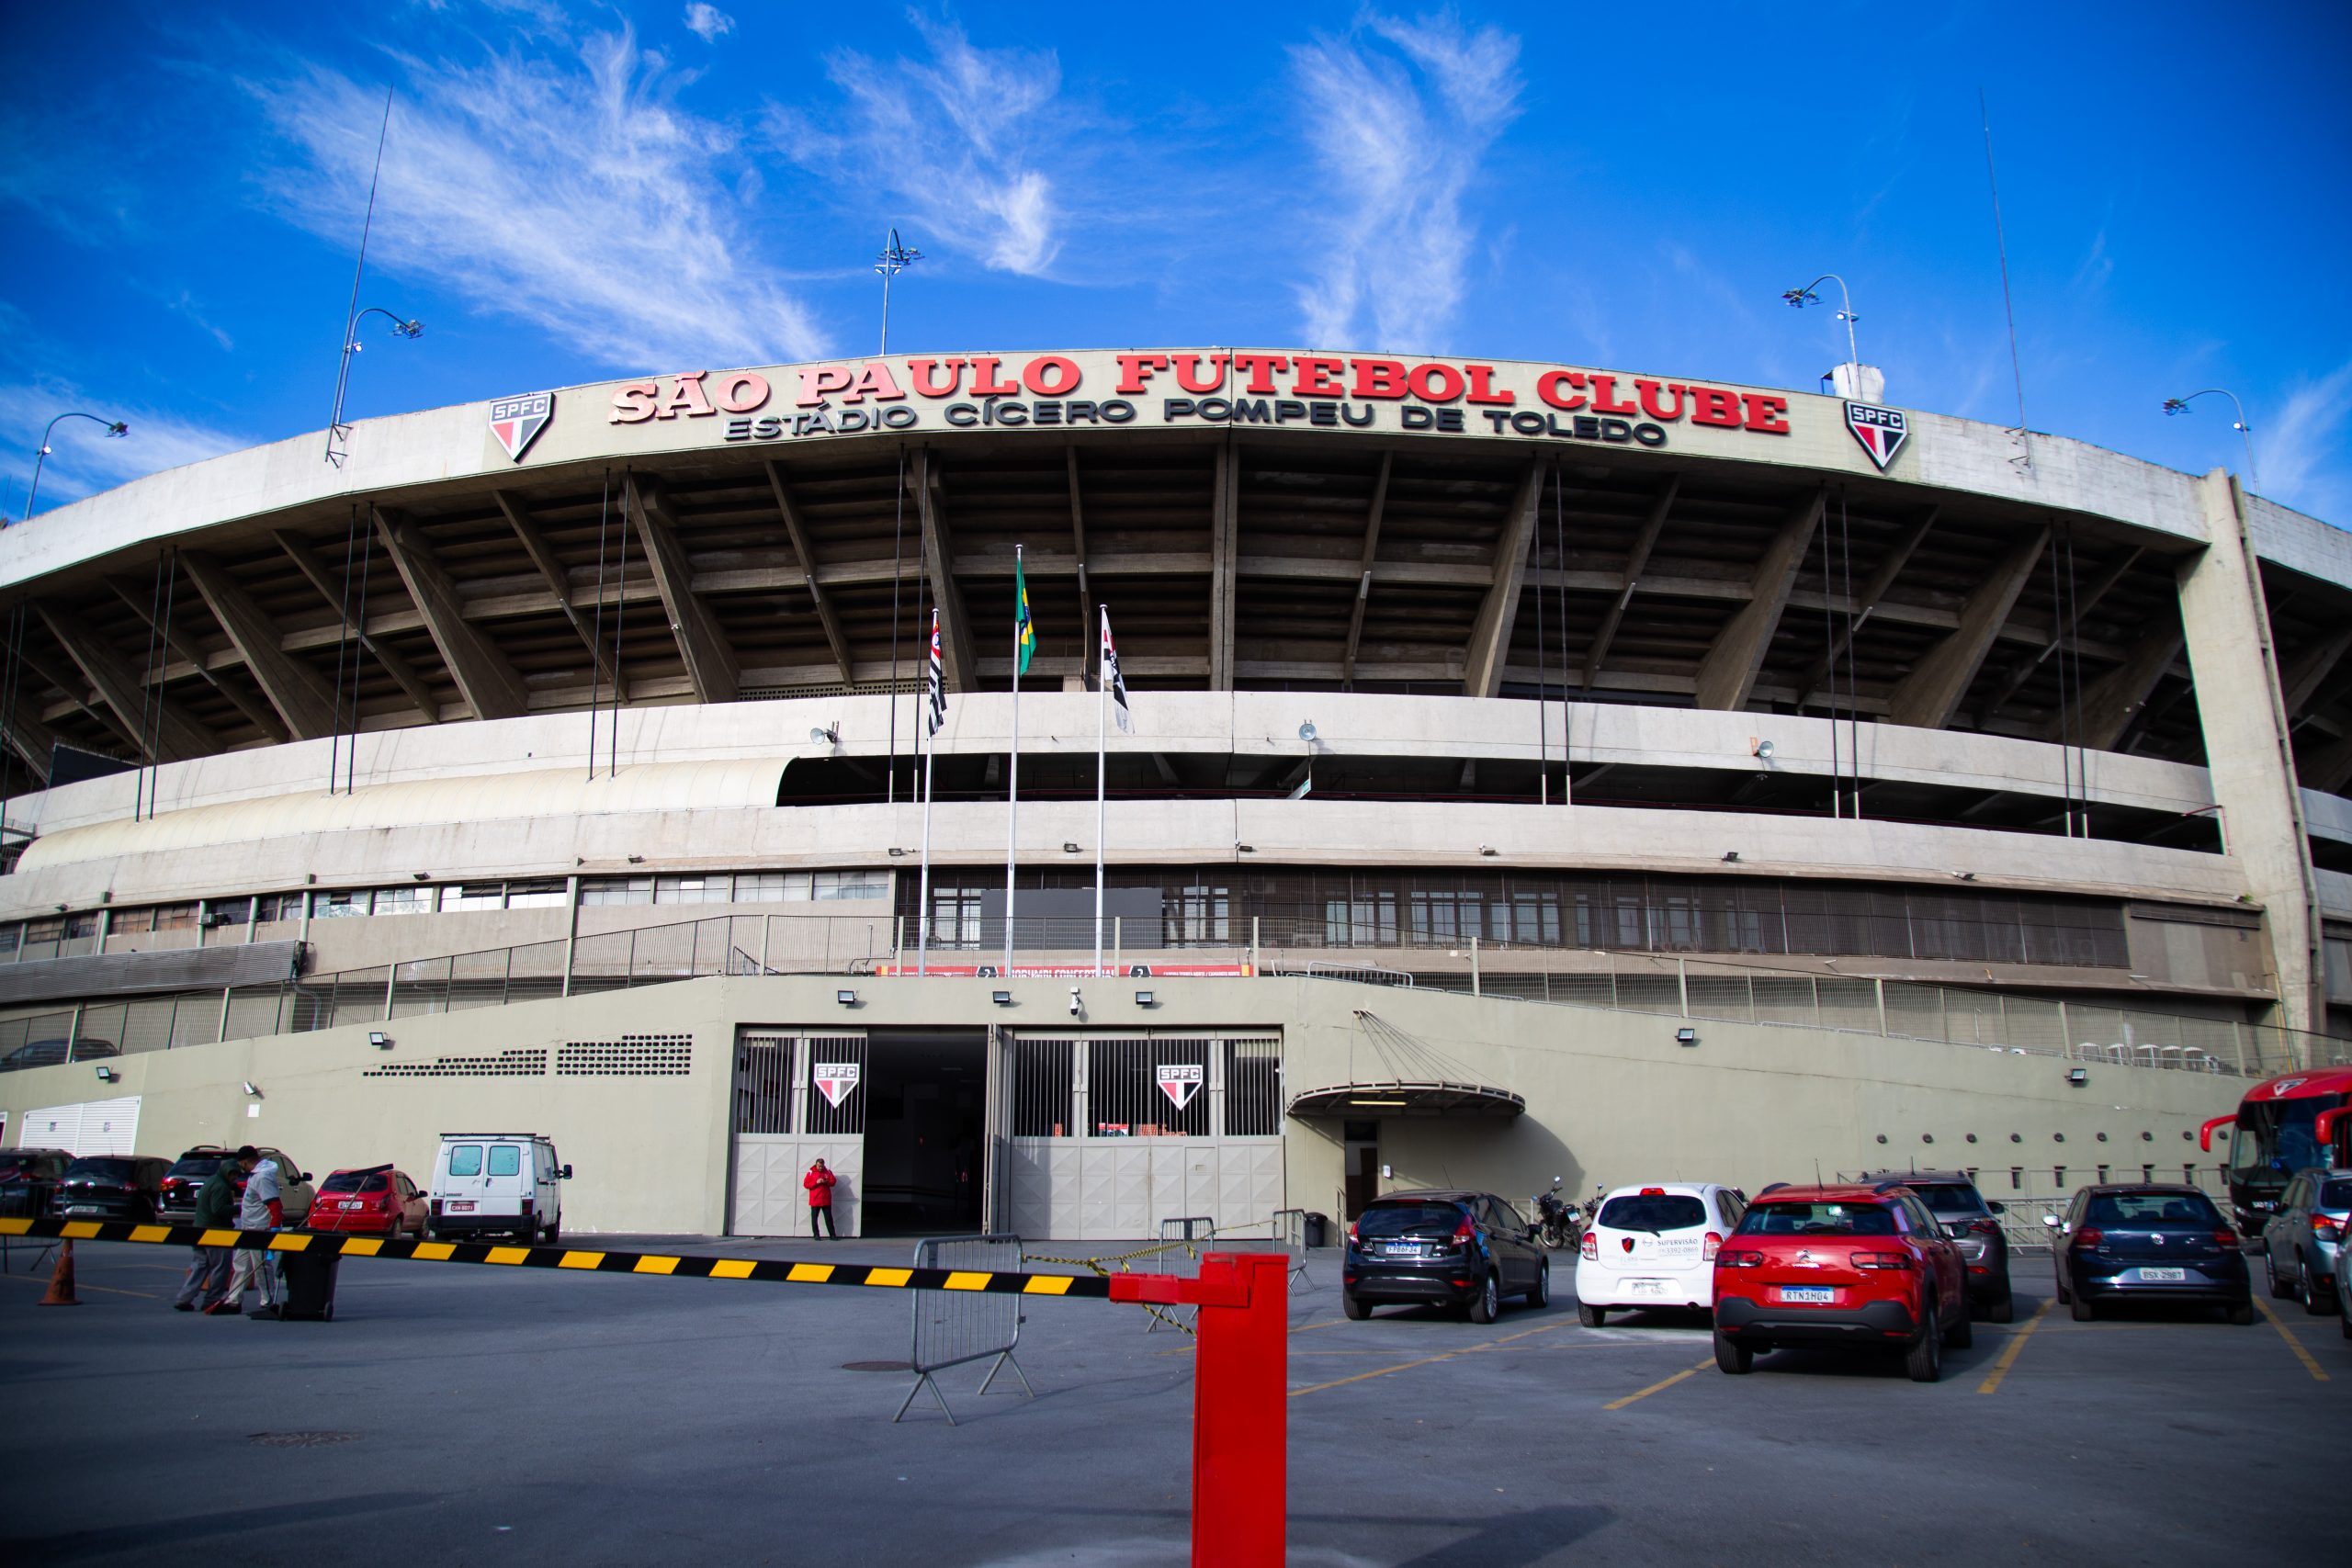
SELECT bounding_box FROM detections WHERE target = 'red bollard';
[1114,1250,1287,1566]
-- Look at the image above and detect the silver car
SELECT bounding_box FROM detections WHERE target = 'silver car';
[2259,1167,2351,1316]
[2336,1214,2352,1341]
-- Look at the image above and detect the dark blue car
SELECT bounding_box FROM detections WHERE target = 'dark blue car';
[1343,1190,1551,1324]
[2048,1184,2252,1324]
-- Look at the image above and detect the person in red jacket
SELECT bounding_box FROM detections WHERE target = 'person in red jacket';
[804,1158,838,1239]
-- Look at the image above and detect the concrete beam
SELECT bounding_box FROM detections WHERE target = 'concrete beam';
[912,450,976,691]
[104,576,289,744]
[14,640,141,752]
[1794,507,1937,707]
[1463,457,1547,699]
[2280,623,2352,717]
[1981,546,2144,723]
[1886,524,2047,730]
[2303,730,2352,795]
[0,701,56,784]
[492,491,616,685]
[1340,451,1393,692]
[1693,486,1823,713]
[625,475,740,705]
[272,530,445,723]
[762,461,855,684]
[1209,444,1240,691]
[1582,474,1679,689]
[370,509,531,721]
[177,552,339,740]
[2064,623,2184,751]
[34,602,216,761]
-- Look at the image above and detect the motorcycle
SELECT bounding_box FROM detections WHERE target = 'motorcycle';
[1532,1179,1579,1250]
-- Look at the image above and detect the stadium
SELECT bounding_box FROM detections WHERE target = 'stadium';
[1,345,2346,1240]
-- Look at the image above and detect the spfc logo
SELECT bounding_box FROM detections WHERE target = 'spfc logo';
[1843,401,1909,470]
[488,391,554,462]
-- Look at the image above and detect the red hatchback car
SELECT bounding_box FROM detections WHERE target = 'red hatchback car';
[1712,1182,1971,1382]
[306,1165,429,1236]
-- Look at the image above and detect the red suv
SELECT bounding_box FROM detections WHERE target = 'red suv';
[1712,1182,1970,1382]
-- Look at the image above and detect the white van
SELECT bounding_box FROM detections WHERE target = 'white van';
[429,1133,571,1243]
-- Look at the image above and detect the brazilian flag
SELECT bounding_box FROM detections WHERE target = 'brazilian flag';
[1013,551,1035,676]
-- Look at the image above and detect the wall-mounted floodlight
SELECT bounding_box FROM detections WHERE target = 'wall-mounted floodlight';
[368,1032,393,1050]
[242,1080,263,1098]
[991,990,1013,1006]
[1134,989,1156,1007]
[1062,841,1081,854]
[1675,1028,1699,1047]
[835,989,858,1007]
[809,724,841,746]
[1297,721,1317,743]
[95,1066,119,1083]
[1722,851,1741,863]
[2066,1066,2088,1086]
[1749,738,1775,761]
[1954,870,1978,881]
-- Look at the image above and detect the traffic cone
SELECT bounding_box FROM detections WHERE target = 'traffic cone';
[39,1240,80,1306]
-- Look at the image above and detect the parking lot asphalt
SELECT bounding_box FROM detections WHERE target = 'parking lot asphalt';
[0,1235,2342,1566]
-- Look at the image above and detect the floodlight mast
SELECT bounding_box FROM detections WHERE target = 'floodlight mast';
[2162,389,2261,494]
[1782,273,1861,381]
[875,228,922,355]
[18,411,129,525]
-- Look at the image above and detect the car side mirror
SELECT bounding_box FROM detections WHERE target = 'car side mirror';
[1986,1201,2007,1214]
[560,1165,573,1180]
[2041,1213,2062,1229]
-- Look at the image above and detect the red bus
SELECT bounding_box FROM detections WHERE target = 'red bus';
[2199,1066,2352,1233]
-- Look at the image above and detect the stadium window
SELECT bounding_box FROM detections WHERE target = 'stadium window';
[654,874,729,905]
[812,871,888,902]
[370,886,433,916]
[310,889,368,919]
[504,880,568,909]
[732,872,812,903]
[579,877,653,907]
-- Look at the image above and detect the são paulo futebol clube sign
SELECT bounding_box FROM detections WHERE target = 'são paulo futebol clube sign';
[481,348,1917,476]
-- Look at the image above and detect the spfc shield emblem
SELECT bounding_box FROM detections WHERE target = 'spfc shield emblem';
[488,391,554,462]
[1844,401,1909,470]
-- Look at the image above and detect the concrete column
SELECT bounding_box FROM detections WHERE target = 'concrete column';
[2177,469,2326,1036]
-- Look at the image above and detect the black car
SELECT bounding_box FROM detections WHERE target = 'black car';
[1863,1168,2016,1322]
[51,1155,170,1222]
[1343,1190,1551,1323]
[0,1149,73,1217]
[2048,1184,2252,1324]
[157,1145,317,1225]
[0,1037,119,1073]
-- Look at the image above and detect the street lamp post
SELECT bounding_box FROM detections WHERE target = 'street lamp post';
[2162,389,2261,494]
[1782,274,1863,390]
[875,228,922,355]
[18,411,129,525]
[324,307,424,468]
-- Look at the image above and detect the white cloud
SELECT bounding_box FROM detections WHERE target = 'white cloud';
[0,378,250,518]
[2258,360,2352,519]
[683,4,734,44]
[1288,13,1521,353]
[248,26,823,369]
[782,17,1069,276]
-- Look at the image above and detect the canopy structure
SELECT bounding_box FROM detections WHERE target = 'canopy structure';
[1286,1079,1526,1119]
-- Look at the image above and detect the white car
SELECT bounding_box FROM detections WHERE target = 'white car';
[1575,1182,1747,1325]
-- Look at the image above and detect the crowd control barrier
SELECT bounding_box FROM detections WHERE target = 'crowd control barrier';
[898,1234,1035,1424]
[5,1217,1289,1567]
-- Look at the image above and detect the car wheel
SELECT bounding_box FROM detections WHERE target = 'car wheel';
[1945,1302,1973,1349]
[2227,1299,2255,1326]
[2299,1259,2329,1316]
[1467,1271,1500,1325]
[545,1224,561,1247]
[1988,1288,2015,1325]
[1713,1330,1752,1374]
[1577,1302,1606,1328]
[1528,1261,1549,1308]
[2266,1251,2292,1299]
[1905,1303,1942,1382]
[2071,1292,2098,1323]
[1343,1293,1371,1321]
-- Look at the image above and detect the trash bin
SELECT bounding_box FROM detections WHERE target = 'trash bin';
[277,1250,340,1321]
[1303,1213,1330,1249]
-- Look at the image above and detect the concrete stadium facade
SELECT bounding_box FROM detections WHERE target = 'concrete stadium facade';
[1,346,2347,1239]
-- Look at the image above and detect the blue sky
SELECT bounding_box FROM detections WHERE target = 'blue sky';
[4,1,2348,523]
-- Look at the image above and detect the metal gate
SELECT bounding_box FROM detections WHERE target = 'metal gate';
[728,1032,867,1237]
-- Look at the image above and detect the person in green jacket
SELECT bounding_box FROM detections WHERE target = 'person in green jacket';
[172,1146,254,1313]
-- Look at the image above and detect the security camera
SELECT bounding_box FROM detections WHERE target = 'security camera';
[1068,987,1083,1017]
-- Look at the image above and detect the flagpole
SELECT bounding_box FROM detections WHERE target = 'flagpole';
[1094,604,1108,977]
[1004,545,1023,976]
[918,612,938,978]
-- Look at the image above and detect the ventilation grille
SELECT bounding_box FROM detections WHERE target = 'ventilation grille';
[364,1047,548,1078]
[557,1032,694,1077]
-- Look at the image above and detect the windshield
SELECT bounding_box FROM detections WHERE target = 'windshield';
[1904,1184,1987,1217]
[168,1157,224,1179]
[2318,1179,2352,1211]
[2231,1096,2345,1183]
[2085,1191,2222,1228]
[1737,1201,1896,1237]
[322,1171,390,1193]
[63,1158,139,1181]
[1356,1201,1465,1238]
[1599,1194,1708,1233]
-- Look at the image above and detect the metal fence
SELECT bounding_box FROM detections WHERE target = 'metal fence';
[895,1234,1032,1425]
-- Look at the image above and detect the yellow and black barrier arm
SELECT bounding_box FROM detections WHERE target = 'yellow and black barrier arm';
[0,1216,1110,1298]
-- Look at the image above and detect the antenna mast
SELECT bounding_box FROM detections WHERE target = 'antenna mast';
[326,89,396,467]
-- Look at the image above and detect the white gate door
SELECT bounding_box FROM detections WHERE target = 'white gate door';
[727,1032,867,1237]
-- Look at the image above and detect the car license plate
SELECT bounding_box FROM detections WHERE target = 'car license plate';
[1629,1280,1666,1295]
[1778,1286,1836,1303]
[340,1201,363,1210]
[2138,1267,2186,1282]
[446,1200,475,1212]
[1385,1243,1424,1258]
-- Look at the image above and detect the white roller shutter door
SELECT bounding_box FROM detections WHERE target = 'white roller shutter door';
[16,1097,142,1155]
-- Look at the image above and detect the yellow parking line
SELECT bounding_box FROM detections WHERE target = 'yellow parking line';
[0,1271,156,1299]
[1977,1296,2055,1394]
[2253,1296,2333,1384]
[1288,1321,1566,1397]
[1602,1357,1715,1411]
